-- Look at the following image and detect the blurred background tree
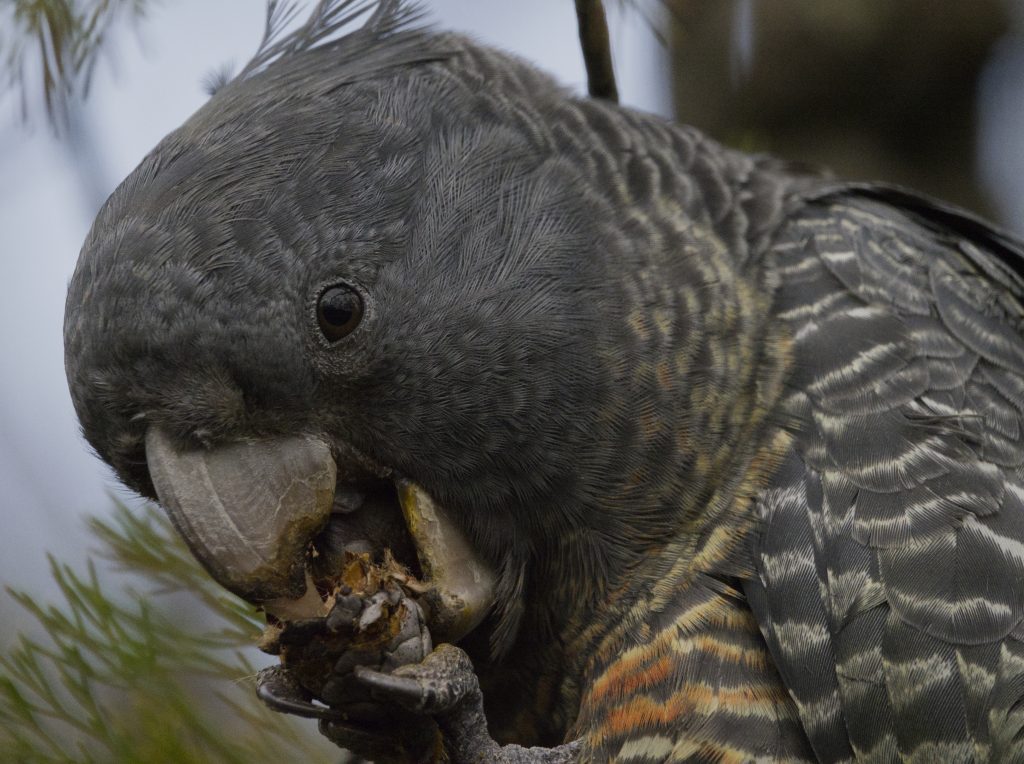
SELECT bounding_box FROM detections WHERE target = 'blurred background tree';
[0,0,156,211]
[668,0,1012,218]
[1,0,156,128]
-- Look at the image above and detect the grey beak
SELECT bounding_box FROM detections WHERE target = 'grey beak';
[396,479,496,643]
[144,428,336,605]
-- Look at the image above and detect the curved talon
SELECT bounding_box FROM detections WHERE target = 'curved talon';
[354,644,479,716]
[355,664,428,709]
[255,665,345,721]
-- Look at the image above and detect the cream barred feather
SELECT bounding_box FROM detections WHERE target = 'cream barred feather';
[746,187,1024,763]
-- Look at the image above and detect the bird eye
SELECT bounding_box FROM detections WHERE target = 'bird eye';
[316,284,364,342]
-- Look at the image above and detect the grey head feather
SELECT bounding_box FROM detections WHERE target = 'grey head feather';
[202,63,236,97]
[191,0,451,118]
[234,0,428,84]
[202,0,425,98]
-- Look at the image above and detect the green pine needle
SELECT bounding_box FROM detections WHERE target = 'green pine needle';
[1,0,158,130]
[0,500,337,763]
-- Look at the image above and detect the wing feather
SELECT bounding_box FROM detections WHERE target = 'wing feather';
[747,184,1024,760]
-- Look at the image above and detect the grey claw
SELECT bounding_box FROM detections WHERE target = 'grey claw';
[256,665,345,721]
[354,664,427,709]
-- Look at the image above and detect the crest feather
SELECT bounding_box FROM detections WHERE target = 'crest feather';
[206,0,438,96]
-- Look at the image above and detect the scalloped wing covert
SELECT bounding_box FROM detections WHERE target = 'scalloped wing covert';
[746,187,1024,763]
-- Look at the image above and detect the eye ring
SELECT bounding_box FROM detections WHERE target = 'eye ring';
[316,283,364,342]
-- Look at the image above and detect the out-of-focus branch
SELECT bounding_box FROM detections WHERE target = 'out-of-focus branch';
[575,0,619,102]
[1,0,157,132]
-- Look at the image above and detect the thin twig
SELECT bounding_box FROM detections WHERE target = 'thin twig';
[575,0,618,102]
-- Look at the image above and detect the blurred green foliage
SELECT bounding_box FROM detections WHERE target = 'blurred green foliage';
[0,501,336,763]
[0,0,157,128]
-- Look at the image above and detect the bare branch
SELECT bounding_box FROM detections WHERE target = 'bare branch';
[575,0,618,102]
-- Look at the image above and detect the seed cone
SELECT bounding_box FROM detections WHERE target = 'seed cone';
[259,550,432,703]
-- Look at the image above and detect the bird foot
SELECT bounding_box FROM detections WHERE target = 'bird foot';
[350,644,581,763]
[354,642,476,715]
[259,635,580,763]
[256,663,343,720]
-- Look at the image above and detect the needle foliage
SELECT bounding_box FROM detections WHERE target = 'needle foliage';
[0,0,157,129]
[0,500,336,763]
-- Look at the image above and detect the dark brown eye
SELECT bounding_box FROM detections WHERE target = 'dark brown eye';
[316,284,364,342]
